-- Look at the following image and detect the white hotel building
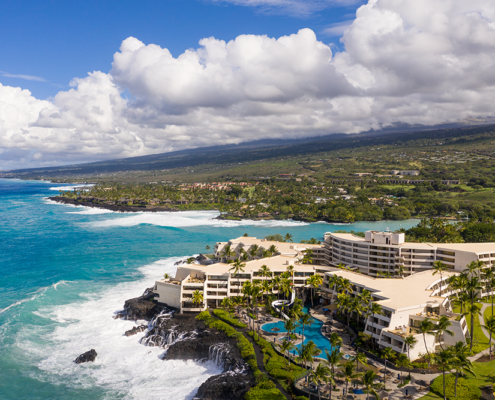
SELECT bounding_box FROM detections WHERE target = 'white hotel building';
[153,231,495,359]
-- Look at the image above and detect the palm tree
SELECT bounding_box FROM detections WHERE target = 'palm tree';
[299,312,315,342]
[242,281,253,307]
[418,318,436,366]
[272,275,282,299]
[366,302,383,348]
[482,315,495,359]
[325,348,343,376]
[337,278,353,295]
[361,370,380,400]
[436,315,454,350]
[328,275,341,303]
[221,244,234,262]
[280,278,292,302]
[248,244,260,259]
[432,261,449,297]
[205,245,210,251]
[310,363,331,400]
[352,352,367,377]
[308,274,323,307]
[462,301,482,352]
[336,292,351,327]
[284,318,297,340]
[339,361,358,397]
[328,332,343,350]
[163,273,171,279]
[286,264,295,285]
[280,338,296,367]
[259,264,271,280]
[403,335,417,361]
[298,340,321,371]
[251,284,262,330]
[192,290,204,308]
[350,297,364,331]
[229,259,246,294]
[268,244,278,256]
[395,354,410,382]
[434,349,455,400]
[451,341,475,397]
[464,260,485,279]
[221,296,233,317]
[381,347,396,388]
[261,280,272,304]
[302,249,314,264]
[284,233,293,243]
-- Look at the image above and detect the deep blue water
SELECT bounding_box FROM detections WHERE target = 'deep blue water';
[0,179,418,400]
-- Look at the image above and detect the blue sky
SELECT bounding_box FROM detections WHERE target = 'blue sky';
[1,0,494,170]
[0,0,363,100]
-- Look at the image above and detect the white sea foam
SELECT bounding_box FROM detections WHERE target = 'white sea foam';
[88,210,307,229]
[17,258,221,399]
[49,184,94,191]
[0,286,50,315]
[66,208,114,215]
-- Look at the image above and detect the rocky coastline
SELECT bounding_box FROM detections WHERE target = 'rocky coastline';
[119,289,255,400]
[47,196,180,213]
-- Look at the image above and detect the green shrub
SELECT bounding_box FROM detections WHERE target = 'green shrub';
[244,385,285,400]
[411,362,428,369]
[430,374,481,400]
[213,309,247,328]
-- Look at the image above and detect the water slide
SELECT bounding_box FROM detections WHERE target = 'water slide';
[271,290,296,320]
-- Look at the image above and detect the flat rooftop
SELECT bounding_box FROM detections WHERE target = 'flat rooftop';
[324,269,456,311]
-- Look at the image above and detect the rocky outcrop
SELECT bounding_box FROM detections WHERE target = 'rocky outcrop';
[124,325,147,336]
[195,372,256,400]
[118,288,163,320]
[74,349,97,364]
[140,311,254,399]
[48,196,179,213]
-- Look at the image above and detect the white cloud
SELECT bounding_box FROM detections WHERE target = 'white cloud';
[0,71,46,82]
[1,0,495,169]
[209,1,362,16]
[322,20,354,36]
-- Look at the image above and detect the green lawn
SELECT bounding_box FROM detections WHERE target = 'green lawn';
[453,305,490,353]
[419,359,495,399]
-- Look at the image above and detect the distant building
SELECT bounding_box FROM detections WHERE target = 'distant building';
[391,170,420,176]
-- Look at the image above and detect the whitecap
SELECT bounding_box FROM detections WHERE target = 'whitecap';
[49,184,94,191]
[0,286,50,315]
[88,210,307,229]
[16,257,222,399]
[66,208,114,215]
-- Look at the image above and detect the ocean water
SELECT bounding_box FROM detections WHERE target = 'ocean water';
[0,179,418,400]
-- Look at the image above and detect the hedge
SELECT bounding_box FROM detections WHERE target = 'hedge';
[212,309,247,328]
[430,374,481,400]
[197,310,286,399]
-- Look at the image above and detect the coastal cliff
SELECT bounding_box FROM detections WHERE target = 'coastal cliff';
[120,291,255,399]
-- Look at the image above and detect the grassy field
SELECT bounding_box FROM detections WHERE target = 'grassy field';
[419,359,495,399]
[454,305,490,354]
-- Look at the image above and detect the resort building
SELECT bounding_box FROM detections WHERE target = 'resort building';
[321,269,469,360]
[154,237,320,313]
[323,230,495,278]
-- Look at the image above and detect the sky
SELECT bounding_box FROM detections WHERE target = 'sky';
[1,0,495,170]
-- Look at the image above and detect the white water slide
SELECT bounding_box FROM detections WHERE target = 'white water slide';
[271,290,296,320]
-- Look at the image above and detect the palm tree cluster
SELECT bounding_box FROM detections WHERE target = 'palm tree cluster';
[446,260,495,352]
[221,242,279,263]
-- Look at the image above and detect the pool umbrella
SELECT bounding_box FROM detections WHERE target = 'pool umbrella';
[271,327,281,332]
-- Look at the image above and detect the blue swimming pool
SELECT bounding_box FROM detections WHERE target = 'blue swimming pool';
[261,310,336,357]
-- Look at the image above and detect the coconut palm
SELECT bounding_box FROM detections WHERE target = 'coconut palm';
[163,273,171,279]
[248,244,260,259]
[328,332,343,350]
[284,233,293,243]
[325,348,343,376]
[434,349,455,400]
[338,361,358,397]
[337,278,353,295]
[418,318,436,366]
[308,274,323,306]
[258,264,272,279]
[361,370,381,400]
[302,249,314,264]
[272,275,282,299]
[261,280,272,304]
[451,341,475,397]
[298,340,321,371]
[436,315,454,349]
[250,284,262,330]
[482,315,495,359]
[462,301,482,352]
[192,290,203,308]
[395,353,410,382]
[221,296,233,317]
[403,335,417,362]
[336,292,352,327]
[350,297,365,331]
[280,338,296,367]
[381,347,396,388]
[242,281,253,307]
[229,259,246,294]
[221,244,234,262]
[268,244,278,256]
[432,261,449,297]
[310,363,331,400]
[328,275,341,303]
[299,312,315,342]
[284,318,297,340]
[366,302,383,349]
[286,264,295,285]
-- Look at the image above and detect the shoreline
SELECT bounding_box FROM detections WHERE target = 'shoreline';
[49,196,423,223]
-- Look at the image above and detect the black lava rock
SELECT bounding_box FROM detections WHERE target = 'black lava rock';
[74,349,97,364]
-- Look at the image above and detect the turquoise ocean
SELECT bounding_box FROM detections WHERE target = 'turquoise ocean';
[0,179,418,400]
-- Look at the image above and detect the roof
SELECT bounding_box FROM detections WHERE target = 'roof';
[324,269,456,311]
[217,236,323,256]
[177,255,315,275]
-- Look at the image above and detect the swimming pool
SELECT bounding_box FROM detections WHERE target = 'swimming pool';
[261,312,336,357]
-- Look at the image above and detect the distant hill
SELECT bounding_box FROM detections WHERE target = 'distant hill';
[4,122,495,179]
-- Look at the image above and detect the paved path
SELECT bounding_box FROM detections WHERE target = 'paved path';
[479,303,491,340]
